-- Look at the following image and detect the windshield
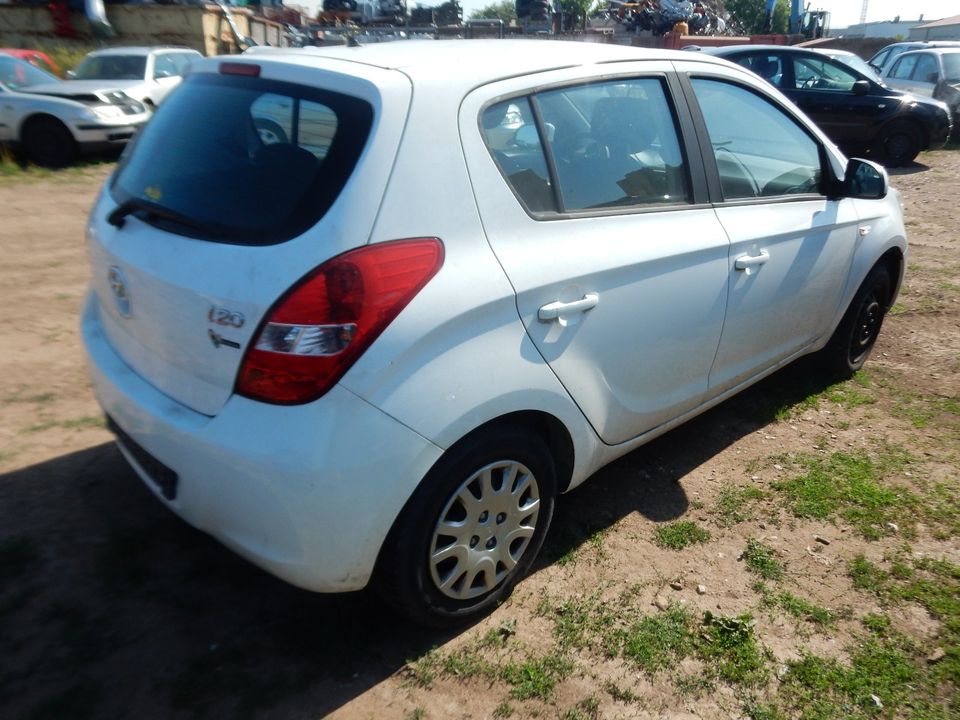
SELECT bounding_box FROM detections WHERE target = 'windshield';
[0,55,59,89]
[827,53,880,82]
[945,54,960,82]
[110,73,373,245]
[74,55,146,81]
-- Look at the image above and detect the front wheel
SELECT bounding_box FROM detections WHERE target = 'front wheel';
[873,121,921,167]
[22,116,76,168]
[378,426,556,627]
[819,264,892,380]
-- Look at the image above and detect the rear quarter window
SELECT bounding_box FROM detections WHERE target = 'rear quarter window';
[110,73,373,245]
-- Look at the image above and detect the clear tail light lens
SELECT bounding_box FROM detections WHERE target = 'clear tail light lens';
[236,238,444,404]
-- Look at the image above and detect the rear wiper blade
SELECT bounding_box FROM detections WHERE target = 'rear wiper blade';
[107,198,221,237]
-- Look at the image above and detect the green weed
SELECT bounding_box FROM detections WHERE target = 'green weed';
[621,606,694,674]
[698,612,769,686]
[756,584,836,626]
[653,521,711,550]
[500,652,574,700]
[771,449,915,539]
[743,539,784,581]
[715,485,766,526]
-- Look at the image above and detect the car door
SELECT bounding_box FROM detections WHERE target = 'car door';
[781,53,886,145]
[887,52,938,98]
[151,53,182,104]
[680,73,860,394]
[460,66,730,445]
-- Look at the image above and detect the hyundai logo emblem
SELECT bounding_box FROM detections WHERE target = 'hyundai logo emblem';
[108,265,131,317]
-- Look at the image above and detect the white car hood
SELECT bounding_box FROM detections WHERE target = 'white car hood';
[31,79,145,99]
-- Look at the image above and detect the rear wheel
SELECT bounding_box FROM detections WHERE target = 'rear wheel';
[873,121,921,167]
[378,425,556,627]
[22,116,76,168]
[819,264,892,380]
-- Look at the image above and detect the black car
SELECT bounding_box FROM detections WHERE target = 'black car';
[703,45,952,167]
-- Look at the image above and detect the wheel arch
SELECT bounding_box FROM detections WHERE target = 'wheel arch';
[371,408,575,587]
[18,111,76,142]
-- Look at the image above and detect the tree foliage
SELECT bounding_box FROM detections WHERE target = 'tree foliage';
[468,0,517,22]
[723,0,789,35]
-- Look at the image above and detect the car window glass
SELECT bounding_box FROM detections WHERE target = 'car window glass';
[480,97,555,213]
[0,55,57,89]
[75,55,147,81]
[250,94,338,161]
[792,57,857,91]
[945,54,960,82]
[169,53,195,75]
[153,54,179,79]
[741,54,785,88]
[535,78,690,211]
[889,55,918,80]
[871,48,889,68]
[111,74,371,245]
[911,54,939,83]
[691,79,821,200]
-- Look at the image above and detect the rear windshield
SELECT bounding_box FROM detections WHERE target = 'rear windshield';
[110,73,374,245]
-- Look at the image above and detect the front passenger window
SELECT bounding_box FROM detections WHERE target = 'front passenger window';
[691,79,822,200]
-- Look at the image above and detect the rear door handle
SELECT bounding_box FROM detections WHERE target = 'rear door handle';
[735,250,770,271]
[538,293,599,322]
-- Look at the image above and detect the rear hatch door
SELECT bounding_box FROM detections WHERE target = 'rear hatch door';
[87,56,412,416]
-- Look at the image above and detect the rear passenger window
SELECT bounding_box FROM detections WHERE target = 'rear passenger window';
[889,55,918,80]
[911,54,938,82]
[537,79,690,211]
[481,98,554,212]
[691,79,821,200]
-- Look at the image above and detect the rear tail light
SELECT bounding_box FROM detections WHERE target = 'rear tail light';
[236,238,444,404]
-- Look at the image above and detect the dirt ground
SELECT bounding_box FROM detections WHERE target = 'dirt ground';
[0,150,957,720]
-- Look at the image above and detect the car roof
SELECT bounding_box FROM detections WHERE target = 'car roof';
[895,47,960,56]
[86,46,199,57]
[705,45,818,55]
[243,40,729,85]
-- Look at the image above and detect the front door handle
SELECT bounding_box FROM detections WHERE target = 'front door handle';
[538,293,599,322]
[735,250,770,271]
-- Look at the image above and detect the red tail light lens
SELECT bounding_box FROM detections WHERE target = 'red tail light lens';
[236,238,444,404]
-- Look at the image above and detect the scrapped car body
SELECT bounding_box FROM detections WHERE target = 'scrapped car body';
[67,46,202,109]
[705,44,952,166]
[884,48,960,133]
[0,55,149,167]
[83,40,906,625]
[869,40,960,78]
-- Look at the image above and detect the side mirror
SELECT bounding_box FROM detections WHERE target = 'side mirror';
[843,158,887,199]
[66,69,76,79]
[852,80,870,96]
[925,72,939,84]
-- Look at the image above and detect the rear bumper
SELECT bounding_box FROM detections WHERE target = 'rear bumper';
[81,290,443,592]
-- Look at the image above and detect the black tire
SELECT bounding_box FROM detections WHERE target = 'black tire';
[819,264,892,380]
[377,425,556,627]
[253,118,288,145]
[22,116,76,169]
[873,121,921,167]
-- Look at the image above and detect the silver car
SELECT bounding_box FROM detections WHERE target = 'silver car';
[884,48,960,130]
[66,46,202,110]
[0,55,150,167]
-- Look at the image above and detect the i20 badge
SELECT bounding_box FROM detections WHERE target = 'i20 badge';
[107,266,131,317]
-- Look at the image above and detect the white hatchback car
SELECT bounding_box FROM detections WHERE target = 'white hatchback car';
[66,46,202,109]
[83,40,906,625]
